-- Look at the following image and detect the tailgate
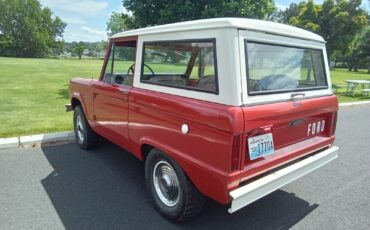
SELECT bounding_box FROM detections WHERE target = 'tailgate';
[240,95,338,180]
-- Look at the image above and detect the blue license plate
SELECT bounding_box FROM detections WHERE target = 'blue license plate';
[248,133,275,160]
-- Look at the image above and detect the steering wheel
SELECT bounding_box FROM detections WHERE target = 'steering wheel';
[127,63,155,77]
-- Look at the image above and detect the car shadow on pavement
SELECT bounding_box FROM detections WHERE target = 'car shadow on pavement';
[41,141,318,230]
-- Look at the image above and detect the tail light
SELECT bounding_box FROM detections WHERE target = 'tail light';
[330,112,338,136]
[231,134,242,171]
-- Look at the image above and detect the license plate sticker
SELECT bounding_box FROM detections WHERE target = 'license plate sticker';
[248,133,275,160]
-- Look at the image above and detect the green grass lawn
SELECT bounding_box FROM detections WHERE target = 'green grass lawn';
[0,57,369,138]
[0,57,102,137]
[330,68,370,103]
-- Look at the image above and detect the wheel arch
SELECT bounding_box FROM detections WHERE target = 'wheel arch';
[70,93,88,116]
[141,143,154,161]
[140,141,191,177]
[70,94,95,129]
[139,139,228,204]
[71,97,82,109]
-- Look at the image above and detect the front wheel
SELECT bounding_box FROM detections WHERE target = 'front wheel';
[73,105,99,149]
[145,149,205,221]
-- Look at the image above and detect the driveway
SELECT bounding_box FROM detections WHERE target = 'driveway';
[1,104,370,229]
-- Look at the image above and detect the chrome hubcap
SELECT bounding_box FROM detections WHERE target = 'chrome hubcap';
[76,115,84,142]
[153,160,180,207]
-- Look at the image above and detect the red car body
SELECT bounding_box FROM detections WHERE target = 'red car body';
[70,79,338,204]
[68,18,339,216]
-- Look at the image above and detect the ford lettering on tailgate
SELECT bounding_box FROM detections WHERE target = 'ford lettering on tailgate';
[307,120,325,136]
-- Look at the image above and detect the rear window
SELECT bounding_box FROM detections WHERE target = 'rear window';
[245,41,328,95]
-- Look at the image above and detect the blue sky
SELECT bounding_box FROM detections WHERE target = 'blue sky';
[40,0,124,42]
[39,0,370,42]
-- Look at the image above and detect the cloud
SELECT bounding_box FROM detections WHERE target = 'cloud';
[80,26,107,41]
[63,18,86,25]
[40,0,108,14]
[64,30,106,42]
[81,26,106,36]
[39,0,110,41]
[63,27,107,42]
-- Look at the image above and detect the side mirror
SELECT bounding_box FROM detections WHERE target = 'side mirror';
[114,75,124,84]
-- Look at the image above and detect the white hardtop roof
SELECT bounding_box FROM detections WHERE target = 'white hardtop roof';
[111,17,325,43]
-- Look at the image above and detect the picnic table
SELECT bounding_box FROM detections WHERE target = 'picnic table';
[345,80,370,96]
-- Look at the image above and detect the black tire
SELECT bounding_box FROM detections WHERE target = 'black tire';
[145,149,205,221]
[73,105,99,149]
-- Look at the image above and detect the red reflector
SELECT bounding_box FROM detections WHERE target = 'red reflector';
[231,135,241,171]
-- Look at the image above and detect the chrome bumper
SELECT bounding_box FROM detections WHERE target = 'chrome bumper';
[228,146,338,213]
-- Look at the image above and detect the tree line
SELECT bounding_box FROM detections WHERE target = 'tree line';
[63,41,108,60]
[0,0,65,58]
[0,0,369,72]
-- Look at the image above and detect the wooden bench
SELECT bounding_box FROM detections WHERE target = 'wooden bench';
[332,84,346,93]
[362,88,370,96]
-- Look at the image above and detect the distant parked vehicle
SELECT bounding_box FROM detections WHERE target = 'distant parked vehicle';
[67,18,339,221]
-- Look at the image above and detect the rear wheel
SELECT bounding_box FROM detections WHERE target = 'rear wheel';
[145,149,205,221]
[73,106,99,149]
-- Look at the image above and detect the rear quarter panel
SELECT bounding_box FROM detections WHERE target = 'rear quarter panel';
[128,88,245,203]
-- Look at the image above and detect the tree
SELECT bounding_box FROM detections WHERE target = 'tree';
[107,12,133,36]
[0,0,66,58]
[269,3,301,23]
[320,0,368,59]
[279,0,368,59]
[353,26,370,73]
[115,0,275,29]
[75,43,85,60]
[289,0,321,31]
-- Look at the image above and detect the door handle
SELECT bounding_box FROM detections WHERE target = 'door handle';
[290,92,305,100]
[119,88,129,95]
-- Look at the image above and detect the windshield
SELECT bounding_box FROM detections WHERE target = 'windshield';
[245,41,328,95]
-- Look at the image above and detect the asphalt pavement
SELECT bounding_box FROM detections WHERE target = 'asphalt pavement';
[1,104,370,230]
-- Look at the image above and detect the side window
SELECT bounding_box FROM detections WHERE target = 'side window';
[102,41,137,86]
[140,40,218,94]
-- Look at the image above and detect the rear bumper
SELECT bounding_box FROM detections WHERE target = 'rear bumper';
[228,146,338,213]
